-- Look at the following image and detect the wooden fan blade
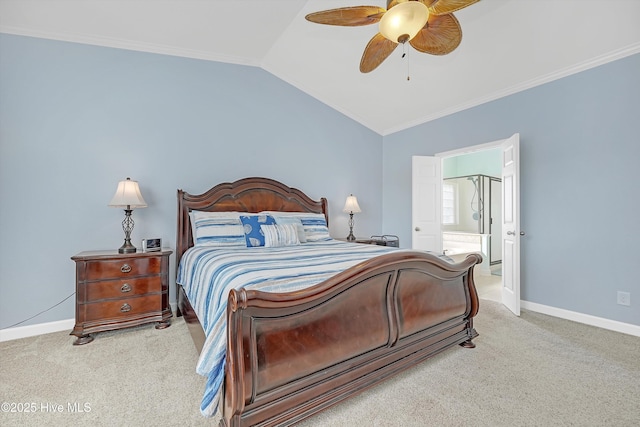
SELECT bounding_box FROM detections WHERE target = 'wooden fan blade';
[418,0,438,7]
[305,6,386,26]
[426,0,480,16]
[360,33,398,73]
[410,13,461,55]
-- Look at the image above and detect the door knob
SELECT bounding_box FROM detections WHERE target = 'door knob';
[507,231,526,236]
[415,227,420,231]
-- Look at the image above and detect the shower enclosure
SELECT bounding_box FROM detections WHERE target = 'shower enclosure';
[442,174,502,270]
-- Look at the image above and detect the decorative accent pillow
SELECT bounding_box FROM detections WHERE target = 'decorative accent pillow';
[260,212,331,242]
[190,211,246,247]
[240,215,276,247]
[270,216,307,243]
[261,224,300,247]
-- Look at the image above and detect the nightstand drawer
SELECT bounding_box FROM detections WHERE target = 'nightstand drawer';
[84,276,162,301]
[83,294,162,322]
[84,257,161,280]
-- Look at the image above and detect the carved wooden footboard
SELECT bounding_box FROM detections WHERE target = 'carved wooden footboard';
[175,177,481,426]
[222,251,480,426]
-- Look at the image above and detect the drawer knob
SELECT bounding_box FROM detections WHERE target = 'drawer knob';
[120,264,132,273]
[120,303,132,313]
[120,283,132,293]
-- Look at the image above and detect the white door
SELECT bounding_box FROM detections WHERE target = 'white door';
[501,133,521,315]
[411,156,442,252]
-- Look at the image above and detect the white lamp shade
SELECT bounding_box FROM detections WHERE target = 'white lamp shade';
[379,1,429,43]
[108,177,147,208]
[343,195,362,213]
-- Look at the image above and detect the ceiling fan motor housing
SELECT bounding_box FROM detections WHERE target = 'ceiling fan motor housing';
[379,1,429,43]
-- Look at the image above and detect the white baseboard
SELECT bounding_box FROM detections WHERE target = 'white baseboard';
[1,302,180,343]
[0,318,75,343]
[3,302,636,341]
[521,300,640,337]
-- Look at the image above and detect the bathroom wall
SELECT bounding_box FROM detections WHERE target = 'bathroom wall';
[442,148,502,179]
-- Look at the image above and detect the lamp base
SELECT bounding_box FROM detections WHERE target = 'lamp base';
[118,208,137,253]
[346,213,356,241]
[118,241,137,254]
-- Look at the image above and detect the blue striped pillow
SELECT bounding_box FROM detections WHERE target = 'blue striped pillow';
[299,214,331,241]
[190,211,246,247]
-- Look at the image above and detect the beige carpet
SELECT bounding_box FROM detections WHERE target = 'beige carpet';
[1,300,639,426]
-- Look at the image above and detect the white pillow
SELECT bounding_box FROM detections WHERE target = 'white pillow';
[261,224,301,247]
[189,211,247,247]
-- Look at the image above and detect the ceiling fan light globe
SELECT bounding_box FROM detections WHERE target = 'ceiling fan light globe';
[379,1,429,43]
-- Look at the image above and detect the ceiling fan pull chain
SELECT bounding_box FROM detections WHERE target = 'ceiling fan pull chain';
[403,43,411,81]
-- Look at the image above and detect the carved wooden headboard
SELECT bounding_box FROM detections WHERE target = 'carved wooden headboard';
[175,177,328,267]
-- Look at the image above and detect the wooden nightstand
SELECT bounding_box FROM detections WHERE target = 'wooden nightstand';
[70,249,173,345]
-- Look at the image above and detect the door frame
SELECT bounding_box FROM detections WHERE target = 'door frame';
[435,135,520,315]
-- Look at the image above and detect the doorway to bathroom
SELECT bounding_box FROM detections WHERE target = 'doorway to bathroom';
[438,134,521,315]
[413,134,522,315]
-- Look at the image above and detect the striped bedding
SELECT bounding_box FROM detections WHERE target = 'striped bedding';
[176,239,400,418]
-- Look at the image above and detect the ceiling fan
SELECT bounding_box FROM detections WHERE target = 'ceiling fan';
[305,0,480,73]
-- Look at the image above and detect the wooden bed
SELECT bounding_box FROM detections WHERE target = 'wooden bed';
[175,177,481,427]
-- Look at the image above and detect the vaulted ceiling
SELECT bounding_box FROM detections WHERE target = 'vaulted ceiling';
[2,0,640,135]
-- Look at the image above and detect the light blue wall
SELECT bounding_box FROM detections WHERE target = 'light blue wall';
[382,53,640,326]
[3,34,638,331]
[0,34,383,329]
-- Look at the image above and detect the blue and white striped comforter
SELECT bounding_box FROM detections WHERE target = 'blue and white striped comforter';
[176,239,399,417]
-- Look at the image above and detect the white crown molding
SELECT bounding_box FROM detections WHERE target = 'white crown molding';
[381,42,640,136]
[522,300,640,337]
[0,25,261,67]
